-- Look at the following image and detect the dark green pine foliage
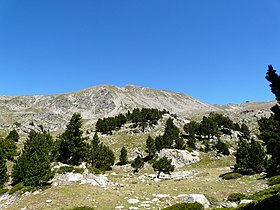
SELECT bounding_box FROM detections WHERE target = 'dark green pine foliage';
[6,130,20,142]
[234,137,266,174]
[131,155,144,173]
[155,136,165,152]
[258,65,280,175]
[240,123,250,139]
[119,146,128,165]
[152,156,175,178]
[200,116,219,140]
[146,135,156,159]
[0,149,7,188]
[58,113,89,166]
[0,135,17,161]
[215,138,230,155]
[234,137,250,172]
[12,131,53,187]
[94,143,115,171]
[248,139,266,173]
[174,137,186,150]
[187,134,196,149]
[90,132,100,168]
[183,121,200,137]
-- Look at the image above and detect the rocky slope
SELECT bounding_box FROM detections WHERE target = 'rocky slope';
[0,85,219,132]
[0,84,275,132]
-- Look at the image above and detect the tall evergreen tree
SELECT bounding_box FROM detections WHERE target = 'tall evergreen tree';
[119,146,128,165]
[240,123,250,139]
[90,132,100,168]
[200,116,218,139]
[12,131,53,187]
[146,136,156,159]
[131,155,144,173]
[57,113,89,165]
[0,136,17,161]
[152,157,175,178]
[94,143,115,171]
[0,149,7,188]
[248,139,266,173]
[234,137,250,172]
[258,65,280,175]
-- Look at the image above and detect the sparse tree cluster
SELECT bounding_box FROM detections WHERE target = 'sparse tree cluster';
[96,108,167,134]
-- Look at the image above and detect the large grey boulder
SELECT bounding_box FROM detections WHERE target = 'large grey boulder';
[158,149,200,168]
[180,194,210,209]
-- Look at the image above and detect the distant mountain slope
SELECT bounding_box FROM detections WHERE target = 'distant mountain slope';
[0,85,219,131]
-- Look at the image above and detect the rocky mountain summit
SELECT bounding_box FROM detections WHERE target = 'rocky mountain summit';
[0,85,218,132]
[0,84,275,132]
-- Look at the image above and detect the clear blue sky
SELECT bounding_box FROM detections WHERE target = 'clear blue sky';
[0,0,279,104]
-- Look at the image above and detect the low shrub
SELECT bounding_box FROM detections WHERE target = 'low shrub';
[248,184,280,200]
[9,182,24,194]
[228,193,246,202]
[162,202,204,210]
[219,172,242,180]
[73,167,84,174]
[0,188,8,195]
[56,166,74,174]
[237,194,280,210]
[268,175,280,186]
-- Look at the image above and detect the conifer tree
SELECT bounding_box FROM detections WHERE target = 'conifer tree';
[200,116,218,139]
[6,130,19,142]
[240,123,250,139]
[146,136,156,159]
[0,149,7,188]
[0,136,17,161]
[90,132,100,168]
[234,137,250,172]
[152,156,175,178]
[94,143,115,171]
[57,113,89,165]
[215,138,229,155]
[131,155,144,173]
[119,146,128,165]
[248,139,266,173]
[187,134,196,149]
[12,131,53,187]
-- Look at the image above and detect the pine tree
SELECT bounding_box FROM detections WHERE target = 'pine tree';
[187,134,196,149]
[234,137,250,172]
[0,136,17,161]
[174,137,186,150]
[57,113,89,165]
[12,131,53,187]
[131,155,144,173]
[146,136,156,159]
[152,156,175,178]
[240,123,250,139]
[6,130,19,142]
[215,138,229,155]
[248,139,266,173]
[90,132,100,167]
[119,146,128,165]
[200,116,218,139]
[94,143,115,171]
[0,149,7,188]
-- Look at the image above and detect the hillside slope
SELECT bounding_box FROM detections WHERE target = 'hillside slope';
[0,85,219,131]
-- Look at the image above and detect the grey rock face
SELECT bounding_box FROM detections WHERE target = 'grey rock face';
[0,85,218,131]
[180,194,210,209]
[158,149,200,168]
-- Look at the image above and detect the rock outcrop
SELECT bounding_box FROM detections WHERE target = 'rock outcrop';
[158,149,200,168]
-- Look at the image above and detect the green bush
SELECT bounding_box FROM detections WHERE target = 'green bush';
[0,188,8,195]
[9,182,24,194]
[237,194,280,210]
[69,206,95,210]
[268,175,280,186]
[162,202,204,210]
[56,166,74,174]
[73,168,84,174]
[219,172,242,180]
[248,184,280,200]
[228,193,246,202]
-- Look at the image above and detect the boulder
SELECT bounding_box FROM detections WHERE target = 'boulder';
[240,199,253,205]
[180,194,210,209]
[221,201,238,208]
[158,149,200,168]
